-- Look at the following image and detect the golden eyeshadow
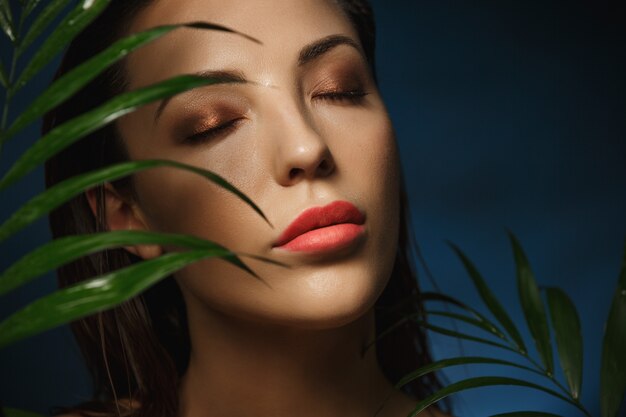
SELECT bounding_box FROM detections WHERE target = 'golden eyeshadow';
[187,114,224,137]
[170,105,243,141]
[306,57,370,95]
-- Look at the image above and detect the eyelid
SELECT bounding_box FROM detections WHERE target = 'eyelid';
[183,117,244,144]
[309,72,370,103]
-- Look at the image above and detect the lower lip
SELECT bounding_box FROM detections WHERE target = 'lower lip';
[276,223,365,253]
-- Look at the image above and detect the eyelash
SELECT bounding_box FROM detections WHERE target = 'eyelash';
[314,90,369,103]
[184,118,241,144]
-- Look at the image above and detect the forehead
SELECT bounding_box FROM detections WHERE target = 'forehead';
[124,0,360,88]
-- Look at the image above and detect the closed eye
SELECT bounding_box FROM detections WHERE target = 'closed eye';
[183,118,243,144]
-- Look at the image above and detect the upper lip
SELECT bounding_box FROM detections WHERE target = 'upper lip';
[273,200,365,247]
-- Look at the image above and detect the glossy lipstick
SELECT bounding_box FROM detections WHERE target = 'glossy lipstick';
[273,201,365,253]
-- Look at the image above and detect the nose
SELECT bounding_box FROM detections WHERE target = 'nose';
[271,108,335,186]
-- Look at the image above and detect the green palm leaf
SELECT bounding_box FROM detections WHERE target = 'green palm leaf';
[1,407,45,417]
[546,287,583,399]
[11,0,110,93]
[0,0,15,42]
[23,0,45,18]
[448,241,527,353]
[0,230,255,295]
[0,159,268,243]
[0,75,232,189]
[6,21,260,141]
[600,242,626,417]
[407,376,575,417]
[509,232,554,375]
[426,310,507,340]
[395,356,541,390]
[419,321,516,352]
[368,309,510,353]
[420,291,510,341]
[0,248,234,348]
[0,0,12,17]
[0,59,7,87]
[420,291,501,326]
[16,0,72,55]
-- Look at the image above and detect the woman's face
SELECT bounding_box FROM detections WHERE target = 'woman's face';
[118,0,400,329]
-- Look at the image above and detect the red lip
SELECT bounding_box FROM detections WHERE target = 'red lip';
[273,201,365,252]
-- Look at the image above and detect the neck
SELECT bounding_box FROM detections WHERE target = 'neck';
[178,304,409,417]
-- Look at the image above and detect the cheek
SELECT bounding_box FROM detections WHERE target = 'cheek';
[131,166,268,253]
[356,122,399,203]
[354,113,401,276]
[322,101,400,194]
[331,108,400,220]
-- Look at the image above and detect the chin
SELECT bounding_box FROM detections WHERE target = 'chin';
[261,262,392,331]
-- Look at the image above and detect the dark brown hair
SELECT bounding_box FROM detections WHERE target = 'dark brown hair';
[45,1,446,416]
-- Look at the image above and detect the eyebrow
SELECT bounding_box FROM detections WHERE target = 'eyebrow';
[298,34,362,67]
[153,35,362,123]
[153,70,246,123]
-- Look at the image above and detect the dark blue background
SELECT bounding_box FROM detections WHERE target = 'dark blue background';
[1,1,625,416]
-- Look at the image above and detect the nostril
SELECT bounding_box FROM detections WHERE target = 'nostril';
[317,157,334,177]
[289,167,302,180]
[286,155,334,182]
[318,159,330,175]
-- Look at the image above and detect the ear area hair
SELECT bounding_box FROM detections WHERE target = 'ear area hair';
[85,183,163,260]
